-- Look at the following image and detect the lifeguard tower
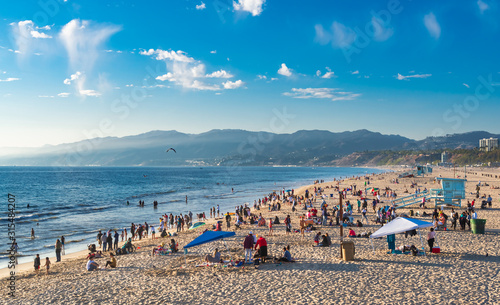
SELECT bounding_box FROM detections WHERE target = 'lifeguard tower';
[391,177,466,209]
[429,177,466,208]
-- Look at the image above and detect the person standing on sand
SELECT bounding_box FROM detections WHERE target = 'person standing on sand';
[55,239,62,262]
[243,232,255,263]
[107,231,113,250]
[44,257,51,275]
[427,228,436,252]
[114,231,119,249]
[102,232,107,251]
[61,236,65,255]
[97,231,103,249]
[226,213,231,229]
[217,205,220,218]
[300,217,306,238]
[34,254,41,275]
[268,218,273,236]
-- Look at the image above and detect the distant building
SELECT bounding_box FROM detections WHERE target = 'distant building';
[479,137,498,152]
[441,151,450,163]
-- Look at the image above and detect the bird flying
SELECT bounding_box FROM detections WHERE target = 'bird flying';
[166,148,176,153]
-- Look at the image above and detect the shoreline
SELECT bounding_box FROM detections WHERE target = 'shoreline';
[3,166,500,304]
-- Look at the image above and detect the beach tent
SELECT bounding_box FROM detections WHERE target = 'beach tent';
[184,231,235,249]
[369,217,433,255]
[183,231,236,265]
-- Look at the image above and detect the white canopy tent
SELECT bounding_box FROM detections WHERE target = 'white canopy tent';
[369,217,434,255]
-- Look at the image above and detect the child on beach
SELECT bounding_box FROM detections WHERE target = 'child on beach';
[269,218,273,236]
[34,254,40,275]
[44,257,51,275]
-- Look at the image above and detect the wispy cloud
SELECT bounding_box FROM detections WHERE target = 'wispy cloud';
[463,83,470,88]
[371,16,393,42]
[351,70,359,75]
[278,63,292,77]
[424,12,441,39]
[283,88,360,101]
[10,20,52,58]
[58,92,71,98]
[210,50,217,54]
[59,19,121,72]
[0,77,20,82]
[395,73,432,80]
[315,22,356,48]
[478,0,490,13]
[63,71,82,85]
[196,2,206,10]
[63,71,100,97]
[233,0,266,16]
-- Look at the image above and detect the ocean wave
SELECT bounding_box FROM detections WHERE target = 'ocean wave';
[130,189,178,199]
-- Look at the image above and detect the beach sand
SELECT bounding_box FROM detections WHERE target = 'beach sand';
[2,167,500,304]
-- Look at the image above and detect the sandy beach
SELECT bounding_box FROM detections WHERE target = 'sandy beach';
[3,166,500,304]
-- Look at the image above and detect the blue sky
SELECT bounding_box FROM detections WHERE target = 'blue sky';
[0,0,499,148]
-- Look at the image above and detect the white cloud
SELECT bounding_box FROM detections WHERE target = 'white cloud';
[38,95,54,98]
[140,49,194,63]
[463,83,470,88]
[233,0,266,16]
[257,75,267,79]
[316,67,335,79]
[196,2,206,10]
[270,77,278,81]
[223,80,244,89]
[79,89,101,97]
[278,63,292,77]
[283,88,360,101]
[143,48,240,91]
[58,92,70,98]
[59,19,121,71]
[478,0,490,13]
[205,69,233,78]
[0,77,20,82]
[210,50,217,54]
[424,13,441,39]
[63,71,82,85]
[351,70,359,75]
[10,20,52,58]
[30,30,52,39]
[396,73,432,80]
[371,16,393,42]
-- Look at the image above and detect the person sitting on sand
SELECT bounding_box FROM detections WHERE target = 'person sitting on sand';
[313,232,321,245]
[277,247,292,262]
[348,228,356,237]
[170,239,178,253]
[319,235,330,247]
[105,253,117,268]
[87,257,99,271]
[205,248,221,263]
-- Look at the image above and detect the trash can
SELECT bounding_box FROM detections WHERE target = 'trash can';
[341,241,355,261]
[471,219,486,234]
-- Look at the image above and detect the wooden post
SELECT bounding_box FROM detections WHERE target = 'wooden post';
[339,191,343,258]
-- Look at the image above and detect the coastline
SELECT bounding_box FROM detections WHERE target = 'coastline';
[3,166,500,304]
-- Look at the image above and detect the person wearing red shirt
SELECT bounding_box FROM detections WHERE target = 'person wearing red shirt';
[254,236,268,263]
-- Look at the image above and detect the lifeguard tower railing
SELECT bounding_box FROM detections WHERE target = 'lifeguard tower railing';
[429,188,465,208]
[391,190,429,209]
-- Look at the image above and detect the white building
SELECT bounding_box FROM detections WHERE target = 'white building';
[441,151,450,163]
[479,138,498,152]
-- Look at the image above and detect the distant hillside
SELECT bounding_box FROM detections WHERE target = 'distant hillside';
[0,129,497,166]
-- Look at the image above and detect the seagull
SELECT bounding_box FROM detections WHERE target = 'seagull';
[166,148,177,153]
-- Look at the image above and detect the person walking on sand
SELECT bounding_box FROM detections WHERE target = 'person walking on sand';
[361,207,369,224]
[300,217,306,238]
[151,225,156,240]
[243,232,255,263]
[44,257,51,275]
[55,239,62,262]
[34,254,41,275]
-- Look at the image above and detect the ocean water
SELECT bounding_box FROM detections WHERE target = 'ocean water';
[0,166,384,267]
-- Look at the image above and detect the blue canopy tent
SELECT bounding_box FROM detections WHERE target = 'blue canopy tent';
[183,231,236,265]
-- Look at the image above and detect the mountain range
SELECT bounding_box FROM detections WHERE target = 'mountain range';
[0,129,498,166]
